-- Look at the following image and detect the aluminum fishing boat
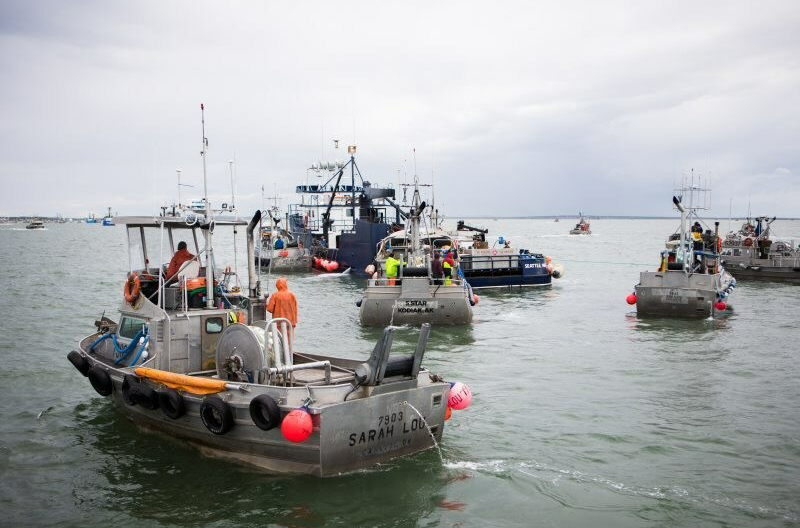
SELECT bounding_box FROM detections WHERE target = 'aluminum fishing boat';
[254,208,312,272]
[720,216,800,282]
[631,185,735,318]
[66,108,458,476]
[358,181,474,326]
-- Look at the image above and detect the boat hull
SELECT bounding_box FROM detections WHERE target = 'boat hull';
[461,254,552,289]
[76,351,447,477]
[635,271,724,318]
[359,277,473,326]
[722,257,800,283]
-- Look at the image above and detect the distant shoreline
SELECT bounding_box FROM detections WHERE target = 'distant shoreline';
[3,215,799,222]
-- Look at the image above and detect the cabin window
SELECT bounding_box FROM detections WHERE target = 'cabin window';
[205,317,224,334]
[119,316,147,340]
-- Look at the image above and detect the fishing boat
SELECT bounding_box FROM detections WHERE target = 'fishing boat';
[630,182,736,318]
[102,207,115,226]
[254,208,312,272]
[86,213,98,224]
[66,106,463,476]
[569,213,591,235]
[25,220,45,230]
[720,216,800,282]
[454,221,562,288]
[358,180,474,326]
[286,146,406,274]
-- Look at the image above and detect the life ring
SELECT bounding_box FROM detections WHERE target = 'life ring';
[743,237,754,247]
[249,394,282,431]
[87,365,113,396]
[124,274,141,304]
[67,350,90,376]
[200,396,234,435]
[158,389,186,419]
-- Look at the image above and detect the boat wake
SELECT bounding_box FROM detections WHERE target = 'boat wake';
[439,458,799,522]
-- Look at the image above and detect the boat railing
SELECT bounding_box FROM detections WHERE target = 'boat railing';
[367,277,465,287]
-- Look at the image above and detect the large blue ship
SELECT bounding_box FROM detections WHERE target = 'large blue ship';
[286,147,407,274]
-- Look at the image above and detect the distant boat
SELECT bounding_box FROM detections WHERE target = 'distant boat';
[86,214,98,224]
[569,213,591,235]
[554,218,559,222]
[102,207,115,226]
[26,220,46,230]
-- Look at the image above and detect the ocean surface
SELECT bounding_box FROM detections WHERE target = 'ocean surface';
[1,218,798,527]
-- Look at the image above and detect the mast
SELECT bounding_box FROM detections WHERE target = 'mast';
[200,103,214,309]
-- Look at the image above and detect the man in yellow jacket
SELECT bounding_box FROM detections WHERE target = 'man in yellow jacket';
[385,253,405,286]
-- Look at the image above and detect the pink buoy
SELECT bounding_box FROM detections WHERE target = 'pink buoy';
[448,382,472,411]
[715,301,727,311]
[473,294,479,305]
[281,408,313,443]
[626,293,637,305]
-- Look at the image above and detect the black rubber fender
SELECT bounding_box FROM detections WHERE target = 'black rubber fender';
[87,366,113,396]
[121,374,138,406]
[249,394,281,431]
[131,383,159,410]
[158,389,186,420]
[67,351,90,376]
[121,375,159,410]
[200,396,234,435]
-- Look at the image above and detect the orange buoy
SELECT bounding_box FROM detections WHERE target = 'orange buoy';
[445,406,452,421]
[124,273,141,304]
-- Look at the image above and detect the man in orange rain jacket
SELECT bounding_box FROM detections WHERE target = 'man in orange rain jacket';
[166,241,195,280]
[267,277,298,327]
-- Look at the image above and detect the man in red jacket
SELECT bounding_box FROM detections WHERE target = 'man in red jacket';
[166,241,195,280]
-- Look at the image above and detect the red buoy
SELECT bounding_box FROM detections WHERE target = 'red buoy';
[281,408,313,443]
[626,293,637,305]
[448,382,472,410]
[715,301,727,311]
[445,406,452,421]
[329,261,339,271]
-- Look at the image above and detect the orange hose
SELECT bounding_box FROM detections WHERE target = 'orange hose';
[135,367,227,395]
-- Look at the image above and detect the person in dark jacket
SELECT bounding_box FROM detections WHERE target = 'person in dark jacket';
[431,252,444,284]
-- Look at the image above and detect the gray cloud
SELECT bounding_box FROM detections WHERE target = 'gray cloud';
[1,1,798,218]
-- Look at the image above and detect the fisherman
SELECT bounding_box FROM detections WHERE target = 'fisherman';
[166,241,195,281]
[274,236,285,250]
[431,252,444,285]
[443,251,456,286]
[267,277,298,328]
[385,252,404,286]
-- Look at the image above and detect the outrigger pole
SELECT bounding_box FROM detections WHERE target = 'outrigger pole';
[201,103,214,309]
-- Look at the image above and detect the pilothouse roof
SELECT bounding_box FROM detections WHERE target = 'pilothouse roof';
[115,215,248,227]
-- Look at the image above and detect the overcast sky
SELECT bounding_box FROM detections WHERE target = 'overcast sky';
[1,1,798,218]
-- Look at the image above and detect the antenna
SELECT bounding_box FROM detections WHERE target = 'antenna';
[200,102,214,309]
[228,159,235,212]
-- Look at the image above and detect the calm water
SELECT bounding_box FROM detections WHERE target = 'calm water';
[1,218,799,527]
